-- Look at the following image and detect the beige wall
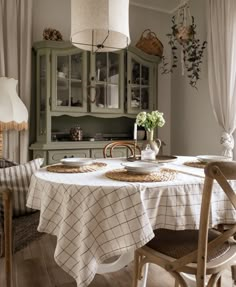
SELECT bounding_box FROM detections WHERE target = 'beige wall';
[32,0,223,156]
[171,0,221,156]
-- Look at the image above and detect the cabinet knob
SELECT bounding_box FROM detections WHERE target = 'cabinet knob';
[64,155,67,158]
[71,155,74,158]
[128,80,131,84]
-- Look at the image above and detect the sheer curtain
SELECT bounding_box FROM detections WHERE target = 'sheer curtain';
[207,0,236,159]
[0,0,33,163]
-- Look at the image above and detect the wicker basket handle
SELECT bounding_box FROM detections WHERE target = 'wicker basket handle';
[141,29,162,45]
[141,29,153,37]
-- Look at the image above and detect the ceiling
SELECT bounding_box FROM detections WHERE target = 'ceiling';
[130,0,182,14]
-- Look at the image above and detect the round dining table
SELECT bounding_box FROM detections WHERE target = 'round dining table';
[26,156,236,287]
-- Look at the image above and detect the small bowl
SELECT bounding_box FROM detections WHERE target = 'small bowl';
[58,72,65,78]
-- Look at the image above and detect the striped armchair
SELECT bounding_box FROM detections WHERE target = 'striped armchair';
[0,158,45,287]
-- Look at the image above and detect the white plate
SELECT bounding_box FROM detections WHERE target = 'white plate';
[196,155,231,163]
[60,158,93,167]
[121,162,162,174]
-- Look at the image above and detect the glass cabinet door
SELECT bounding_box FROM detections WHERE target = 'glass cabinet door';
[51,49,87,112]
[127,51,155,114]
[90,51,124,113]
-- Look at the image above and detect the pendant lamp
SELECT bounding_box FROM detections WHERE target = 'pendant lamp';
[71,0,130,52]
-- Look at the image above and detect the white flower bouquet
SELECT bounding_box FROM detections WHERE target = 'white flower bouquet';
[136,110,165,132]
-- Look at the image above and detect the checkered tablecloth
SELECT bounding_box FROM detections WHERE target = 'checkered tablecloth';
[26,157,236,287]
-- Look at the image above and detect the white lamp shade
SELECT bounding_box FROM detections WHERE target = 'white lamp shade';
[0,77,28,131]
[71,0,130,52]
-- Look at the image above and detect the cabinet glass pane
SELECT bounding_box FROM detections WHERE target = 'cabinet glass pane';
[71,54,82,80]
[39,55,46,112]
[96,53,107,81]
[95,84,106,107]
[141,88,149,109]
[94,52,120,110]
[57,84,69,106]
[57,56,69,78]
[55,53,84,109]
[141,65,149,85]
[107,84,119,108]
[95,84,119,109]
[71,82,83,107]
[131,59,140,84]
[131,87,141,109]
[108,53,119,84]
[39,55,46,135]
[129,56,152,112]
[57,55,69,107]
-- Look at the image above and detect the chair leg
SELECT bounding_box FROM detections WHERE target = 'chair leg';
[3,190,13,287]
[170,271,188,287]
[132,250,140,287]
[132,250,145,287]
[216,276,221,287]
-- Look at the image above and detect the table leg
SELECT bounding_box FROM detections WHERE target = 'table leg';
[97,251,149,287]
[97,250,134,274]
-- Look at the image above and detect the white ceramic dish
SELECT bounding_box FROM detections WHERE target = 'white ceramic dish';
[121,162,162,174]
[60,158,93,167]
[196,155,231,163]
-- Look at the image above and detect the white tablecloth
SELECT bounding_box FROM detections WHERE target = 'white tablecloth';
[26,156,236,287]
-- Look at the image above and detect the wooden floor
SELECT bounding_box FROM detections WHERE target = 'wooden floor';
[0,234,233,287]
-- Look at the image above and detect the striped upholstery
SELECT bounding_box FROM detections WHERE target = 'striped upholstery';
[0,158,44,217]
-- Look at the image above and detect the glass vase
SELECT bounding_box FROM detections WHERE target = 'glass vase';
[144,129,161,156]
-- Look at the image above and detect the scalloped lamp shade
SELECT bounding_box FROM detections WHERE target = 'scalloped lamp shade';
[0,77,28,157]
[71,0,130,52]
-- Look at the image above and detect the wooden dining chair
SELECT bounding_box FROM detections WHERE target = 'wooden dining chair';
[0,187,13,287]
[103,141,141,158]
[133,161,236,287]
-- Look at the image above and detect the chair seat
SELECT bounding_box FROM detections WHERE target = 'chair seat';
[0,211,44,255]
[147,229,230,263]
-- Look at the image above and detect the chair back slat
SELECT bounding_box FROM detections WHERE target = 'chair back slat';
[196,161,236,286]
[213,166,236,209]
[103,141,141,158]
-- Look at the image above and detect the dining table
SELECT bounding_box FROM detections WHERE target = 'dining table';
[26,155,236,287]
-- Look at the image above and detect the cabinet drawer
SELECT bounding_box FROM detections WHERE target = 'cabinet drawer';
[91,149,104,159]
[48,149,90,164]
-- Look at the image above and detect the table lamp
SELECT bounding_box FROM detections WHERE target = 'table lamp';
[0,77,28,158]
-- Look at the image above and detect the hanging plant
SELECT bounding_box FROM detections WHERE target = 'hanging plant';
[161,7,207,89]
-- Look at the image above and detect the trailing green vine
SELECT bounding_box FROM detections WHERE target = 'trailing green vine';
[160,15,207,89]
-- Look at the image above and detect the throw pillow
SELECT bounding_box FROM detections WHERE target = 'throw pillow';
[0,158,44,217]
[0,158,18,168]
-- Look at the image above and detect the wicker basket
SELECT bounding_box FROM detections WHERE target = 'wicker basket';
[136,29,163,57]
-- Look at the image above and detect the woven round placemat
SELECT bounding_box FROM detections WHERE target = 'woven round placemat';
[105,168,176,182]
[47,162,107,173]
[184,161,206,169]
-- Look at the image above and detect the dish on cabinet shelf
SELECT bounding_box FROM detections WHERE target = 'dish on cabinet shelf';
[196,155,232,163]
[60,158,93,167]
[121,162,162,174]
